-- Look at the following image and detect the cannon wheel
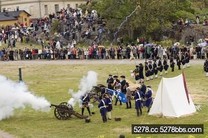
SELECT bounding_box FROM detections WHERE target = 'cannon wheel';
[53,102,73,120]
[60,102,73,110]
[54,105,70,120]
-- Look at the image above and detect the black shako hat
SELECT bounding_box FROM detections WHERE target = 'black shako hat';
[113,75,118,78]
[120,75,125,78]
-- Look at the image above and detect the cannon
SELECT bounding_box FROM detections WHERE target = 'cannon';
[50,102,88,120]
[89,84,106,103]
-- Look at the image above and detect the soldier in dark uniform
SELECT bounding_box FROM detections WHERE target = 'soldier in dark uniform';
[157,58,163,76]
[100,86,107,101]
[181,53,186,69]
[204,59,208,77]
[138,63,144,82]
[176,54,181,70]
[170,57,175,72]
[148,60,154,80]
[140,80,146,99]
[106,74,114,89]
[163,57,169,74]
[120,75,127,94]
[134,87,142,116]
[145,61,150,81]
[133,65,140,83]
[153,59,158,78]
[185,51,190,68]
[81,93,91,116]
[145,86,153,113]
[98,95,107,123]
[9,49,14,61]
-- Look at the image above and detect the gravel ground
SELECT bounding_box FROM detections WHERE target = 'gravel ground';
[0,59,204,138]
[0,59,205,65]
[0,130,15,138]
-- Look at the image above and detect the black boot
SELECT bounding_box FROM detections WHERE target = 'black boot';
[115,98,118,106]
[102,116,105,123]
[126,102,129,109]
[147,107,150,113]
[104,115,107,122]
[136,109,140,116]
[139,108,142,115]
[129,101,132,108]
[103,115,107,123]
[81,108,84,116]
[87,107,91,116]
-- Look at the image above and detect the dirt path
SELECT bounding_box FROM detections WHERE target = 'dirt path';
[0,130,15,138]
[0,59,205,65]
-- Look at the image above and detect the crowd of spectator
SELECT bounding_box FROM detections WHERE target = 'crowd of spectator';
[0,6,208,61]
[0,42,208,61]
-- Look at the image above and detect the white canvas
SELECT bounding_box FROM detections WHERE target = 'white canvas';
[149,74,196,117]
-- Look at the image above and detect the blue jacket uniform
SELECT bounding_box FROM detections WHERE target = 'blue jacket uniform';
[134,90,142,109]
[145,89,153,108]
[98,99,107,116]
[105,97,112,112]
[140,84,146,99]
[81,94,90,106]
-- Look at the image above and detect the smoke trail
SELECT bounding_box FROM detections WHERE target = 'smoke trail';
[0,75,51,121]
[68,71,97,107]
[114,5,141,40]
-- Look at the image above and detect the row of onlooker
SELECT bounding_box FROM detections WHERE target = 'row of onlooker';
[0,44,207,61]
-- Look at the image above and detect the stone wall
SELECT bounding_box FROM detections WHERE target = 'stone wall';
[1,0,85,18]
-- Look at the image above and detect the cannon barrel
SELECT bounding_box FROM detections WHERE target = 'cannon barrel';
[50,104,61,108]
[50,104,58,108]
[50,103,73,110]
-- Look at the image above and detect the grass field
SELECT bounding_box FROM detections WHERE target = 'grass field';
[0,61,207,138]
[1,41,42,49]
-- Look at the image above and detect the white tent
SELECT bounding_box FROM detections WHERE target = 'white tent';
[148,74,196,117]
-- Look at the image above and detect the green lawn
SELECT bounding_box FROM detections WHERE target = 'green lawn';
[0,63,207,138]
[1,41,42,49]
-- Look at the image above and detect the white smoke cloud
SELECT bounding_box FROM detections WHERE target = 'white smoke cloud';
[0,75,51,120]
[68,71,97,107]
